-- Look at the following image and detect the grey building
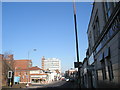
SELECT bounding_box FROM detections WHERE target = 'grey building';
[86,1,120,88]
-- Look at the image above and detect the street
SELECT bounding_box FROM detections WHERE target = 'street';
[2,80,78,90]
[27,80,77,89]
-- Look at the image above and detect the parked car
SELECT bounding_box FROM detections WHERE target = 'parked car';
[66,78,69,82]
[61,77,66,81]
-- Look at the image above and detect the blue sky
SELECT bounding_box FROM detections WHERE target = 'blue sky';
[2,2,92,72]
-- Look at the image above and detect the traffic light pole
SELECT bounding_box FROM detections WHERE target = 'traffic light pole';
[73,1,81,88]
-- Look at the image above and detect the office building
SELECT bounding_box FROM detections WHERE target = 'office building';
[84,1,120,88]
[41,57,61,73]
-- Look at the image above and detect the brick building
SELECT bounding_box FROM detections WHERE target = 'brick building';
[15,68,30,83]
[14,59,32,70]
[15,66,48,84]
[14,60,48,84]
[14,59,32,83]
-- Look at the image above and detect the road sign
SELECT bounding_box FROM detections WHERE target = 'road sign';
[74,62,82,68]
[8,71,12,78]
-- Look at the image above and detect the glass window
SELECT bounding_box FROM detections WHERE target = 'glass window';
[93,16,100,42]
[101,60,107,80]
[106,59,114,81]
[104,2,114,20]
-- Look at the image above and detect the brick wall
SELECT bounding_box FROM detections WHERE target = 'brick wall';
[14,60,32,69]
[14,60,32,83]
[15,70,30,83]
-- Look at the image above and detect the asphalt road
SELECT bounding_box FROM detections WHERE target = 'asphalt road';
[29,80,76,89]
[2,80,77,90]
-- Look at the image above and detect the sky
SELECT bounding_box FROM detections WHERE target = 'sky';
[0,1,2,53]
[2,2,92,73]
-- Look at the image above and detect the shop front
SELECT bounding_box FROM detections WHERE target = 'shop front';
[30,74,48,84]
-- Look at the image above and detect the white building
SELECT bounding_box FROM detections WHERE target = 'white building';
[43,58,61,73]
[29,66,48,84]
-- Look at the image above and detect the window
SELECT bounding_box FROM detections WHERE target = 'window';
[88,31,92,52]
[92,14,100,42]
[104,2,114,20]
[105,52,114,81]
[101,59,107,80]
[107,60,114,81]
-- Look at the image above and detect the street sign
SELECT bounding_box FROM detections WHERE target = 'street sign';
[74,62,82,68]
[8,71,12,78]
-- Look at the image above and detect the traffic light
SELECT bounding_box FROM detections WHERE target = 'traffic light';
[8,71,12,78]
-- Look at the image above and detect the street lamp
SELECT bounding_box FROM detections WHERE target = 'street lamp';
[28,49,37,60]
[73,1,81,88]
[26,49,37,87]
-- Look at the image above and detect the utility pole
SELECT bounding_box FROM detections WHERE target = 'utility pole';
[73,1,81,88]
[26,49,37,87]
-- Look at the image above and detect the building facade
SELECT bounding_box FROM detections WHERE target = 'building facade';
[29,66,48,84]
[86,1,120,88]
[15,66,48,84]
[1,54,15,87]
[64,68,77,79]
[14,60,49,84]
[41,56,45,69]
[14,59,32,70]
[41,57,61,73]
[14,59,32,84]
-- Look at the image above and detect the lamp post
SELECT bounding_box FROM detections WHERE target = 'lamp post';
[28,49,37,60]
[26,49,37,87]
[73,1,81,88]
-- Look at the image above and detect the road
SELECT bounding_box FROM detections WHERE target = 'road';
[29,80,76,89]
[2,80,78,90]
